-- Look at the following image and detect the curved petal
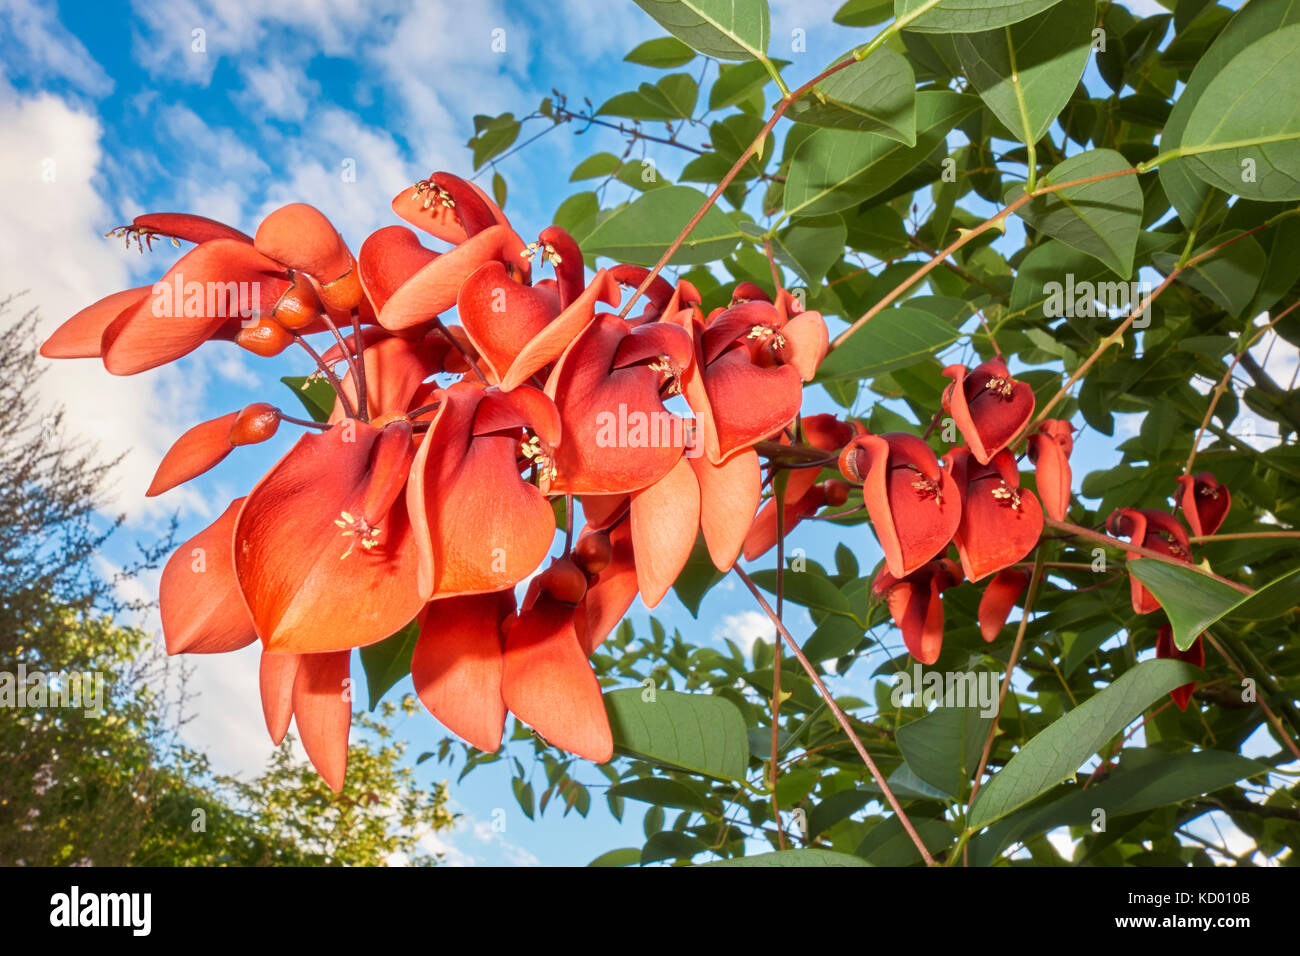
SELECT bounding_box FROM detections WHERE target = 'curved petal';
[1027,432,1072,522]
[578,521,637,655]
[160,497,258,654]
[457,260,560,384]
[942,359,1034,465]
[40,286,150,359]
[103,239,288,375]
[379,224,529,332]
[502,595,613,762]
[133,212,252,245]
[951,450,1044,582]
[774,310,828,381]
[407,384,555,599]
[412,591,513,753]
[700,347,802,461]
[234,421,424,652]
[259,650,299,745]
[695,447,761,570]
[147,412,237,497]
[630,455,700,607]
[359,225,438,313]
[977,568,1029,642]
[500,270,620,391]
[254,202,353,284]
[292,650,353,792]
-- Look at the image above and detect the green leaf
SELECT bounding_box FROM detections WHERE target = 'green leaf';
[582,186,742,266]
[358,620,419,711]
[625,36,697,68]
[588,847,642,867]
[953,0,1094,146]
[571,152,622,181]
[641,830,707,864]
[512,777,535,820]
[855,817,954,865]
[608,777,714,812]
[706,849,871,866]
[1180,24,1300,203]
[897,0,1068,34]
[491,171,507,209]
[631,0,770,61]
[1152,233,1265,318]
[605,687,750,781]
[469,113,520,170]
[772,218,847,286]
[1008,240,1112,319]
[1160,0,1300,226]
[968,659,1204,830]
[815,306,962,382]
[784,91,978,218]
[1010,149,1143,278]
[896,703,993,798]
[1128,561,1300,651]
[672,534,724,617]
[709,60,776,110]
[785,48,917,145]
[553,191,600,239]
[598,75,698,120]
[834,0,893,27]
[750,566,854,619]
[280,375,336,423]
[970,749,1269,865]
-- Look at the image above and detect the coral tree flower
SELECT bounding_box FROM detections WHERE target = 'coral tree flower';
[942,357,1035,464]
[978,568,1030,641]
[1105,508,1194,614]
[1156,623,1204,711]
[840,432,961,579]
[1174,472,1231,537]
[873,560,963,665]
[1027,419,1074,521]
[946,447,1044,582]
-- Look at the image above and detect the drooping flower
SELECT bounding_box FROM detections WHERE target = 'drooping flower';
[840,432,961,579]
[977,568,1030,642]
[873,559,964,665]
[146,402,281,496]
[259,649,353,791]
[946,447,1044,582]
[1105,508,1193,615]
[1027,419,1074,521]
[942,357,1035,465]
[1156,623,1204,711]
[1174,472,1231,537]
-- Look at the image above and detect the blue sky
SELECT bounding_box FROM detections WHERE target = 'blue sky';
[2,0,1287,866]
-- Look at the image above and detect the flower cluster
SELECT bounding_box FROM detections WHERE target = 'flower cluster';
[41,171,830,789]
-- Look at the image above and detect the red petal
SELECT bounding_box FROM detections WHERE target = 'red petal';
[133,212,252,245]
[259,651,299,744]
[358,225,438,313]
[379,224,529,332]
[412,592,513,753]
[579,521,638,655]
[41,286,150,359]
[103,239,287,374]
[147,411,237,496]
[950,449,1044,582]
[942,359,1035,465]
[978,568,1029,642]
[234,422,424,652]
[1156,624,1204,711]
[695,448,761,570]
[501,270,621,391]
[630,455,699,607]
[160,497,258,654]
[292,650,353,791]
[1027,432,1072,521]
[458,260,560,383]
[774,310,829,381]
[254,203,352,283]
[701,348,802,461]
[407,384,554,599]
[502,596,613,762]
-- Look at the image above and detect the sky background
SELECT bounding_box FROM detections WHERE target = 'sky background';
[1,0,1288,866]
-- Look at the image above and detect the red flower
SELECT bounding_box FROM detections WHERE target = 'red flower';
[1174,472,1231,537]
[406,381,559,600]
[942,357,1035,464]
[946,447,1044,582]
[1155,623,1204,711]
[840,432,961,579]
[259,649,353,791]
[873,560,963,665]
[1027,419,1074,521]
[1106,508,1193,614]
[978,568,1030,642]
[159,498,258,655]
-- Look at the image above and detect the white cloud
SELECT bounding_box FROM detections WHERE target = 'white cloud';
[713,610,775,654]
[0,0,113,96]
